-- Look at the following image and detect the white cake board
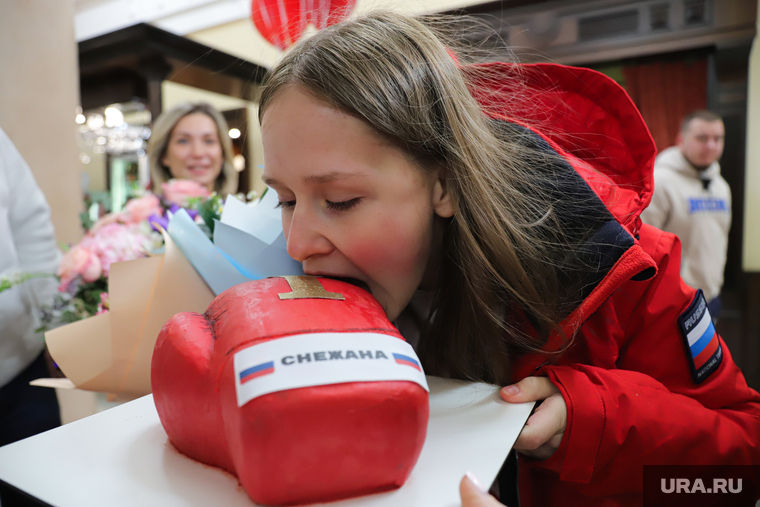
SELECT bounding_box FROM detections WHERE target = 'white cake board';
[0,377,533,507]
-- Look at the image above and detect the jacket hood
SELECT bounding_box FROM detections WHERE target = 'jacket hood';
[465,62,658,359]
[467,62,657,235]
[656,145,722,179]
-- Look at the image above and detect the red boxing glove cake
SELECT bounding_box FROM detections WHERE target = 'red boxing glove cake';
[151,275,429,506]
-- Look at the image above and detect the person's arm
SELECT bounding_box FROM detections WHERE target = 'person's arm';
[519,226,760,496]
[0,128,60,306]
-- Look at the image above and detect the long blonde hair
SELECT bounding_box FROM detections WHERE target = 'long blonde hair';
[149,102,238,196]
[259,12,605,384]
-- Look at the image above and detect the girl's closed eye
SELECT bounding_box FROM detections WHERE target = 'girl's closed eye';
[275,199,296,209]
[325,197,361,211]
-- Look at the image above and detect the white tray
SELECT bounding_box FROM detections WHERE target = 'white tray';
[0,377,533,507]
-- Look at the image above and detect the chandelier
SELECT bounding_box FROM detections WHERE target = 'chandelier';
[77,103,151,156]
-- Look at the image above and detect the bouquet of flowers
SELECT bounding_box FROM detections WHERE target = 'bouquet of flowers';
[25,179,224,331]
[36,183,298,396]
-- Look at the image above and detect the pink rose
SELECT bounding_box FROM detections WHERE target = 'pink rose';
[79,223,148,276]
[89,212,123,234]
[123,194,162,223]
[162,179,211,207]
[57,245,103,291]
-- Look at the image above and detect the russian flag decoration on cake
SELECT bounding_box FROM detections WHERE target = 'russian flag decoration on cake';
[393,353,422,371]
[678,290,723,384]
[240,361,275,384]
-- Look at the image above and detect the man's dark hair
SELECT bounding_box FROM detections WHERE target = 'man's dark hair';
[681,110,723,133]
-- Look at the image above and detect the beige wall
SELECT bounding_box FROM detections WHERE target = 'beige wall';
[0,0,83,245]
[744,0,760,270]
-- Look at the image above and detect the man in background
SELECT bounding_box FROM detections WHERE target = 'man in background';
[641,110,731,320]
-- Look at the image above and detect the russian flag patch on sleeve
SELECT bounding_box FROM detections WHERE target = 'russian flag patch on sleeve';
[678,289,723,384]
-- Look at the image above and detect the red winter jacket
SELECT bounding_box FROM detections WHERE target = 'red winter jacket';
[471,63,760,505]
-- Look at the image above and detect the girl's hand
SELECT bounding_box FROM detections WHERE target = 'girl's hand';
[500,376,566,460]
[460,472,504,506]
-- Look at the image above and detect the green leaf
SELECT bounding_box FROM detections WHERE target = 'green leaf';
[79,211,94,232]
[194,194,223,235]
[61,310,79,323]
[74,277,108,315]
[0,272,57,294]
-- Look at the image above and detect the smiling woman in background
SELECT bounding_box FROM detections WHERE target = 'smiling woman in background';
[148,102,238,196]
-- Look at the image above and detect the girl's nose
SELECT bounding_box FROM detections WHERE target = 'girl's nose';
[285,206,333,262]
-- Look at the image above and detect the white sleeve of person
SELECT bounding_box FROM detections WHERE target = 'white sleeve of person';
[0,127,60,387]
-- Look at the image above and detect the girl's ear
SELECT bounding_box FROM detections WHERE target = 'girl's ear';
[432,173,454,218]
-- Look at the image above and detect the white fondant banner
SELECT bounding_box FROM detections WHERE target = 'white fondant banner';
[233,332,429,407]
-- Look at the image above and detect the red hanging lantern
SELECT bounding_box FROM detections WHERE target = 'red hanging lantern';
[251,0,357,50]
[306,0,357,30]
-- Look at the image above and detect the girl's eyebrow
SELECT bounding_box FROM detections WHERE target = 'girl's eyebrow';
[263,172,362,187]
[302,171,361,184]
